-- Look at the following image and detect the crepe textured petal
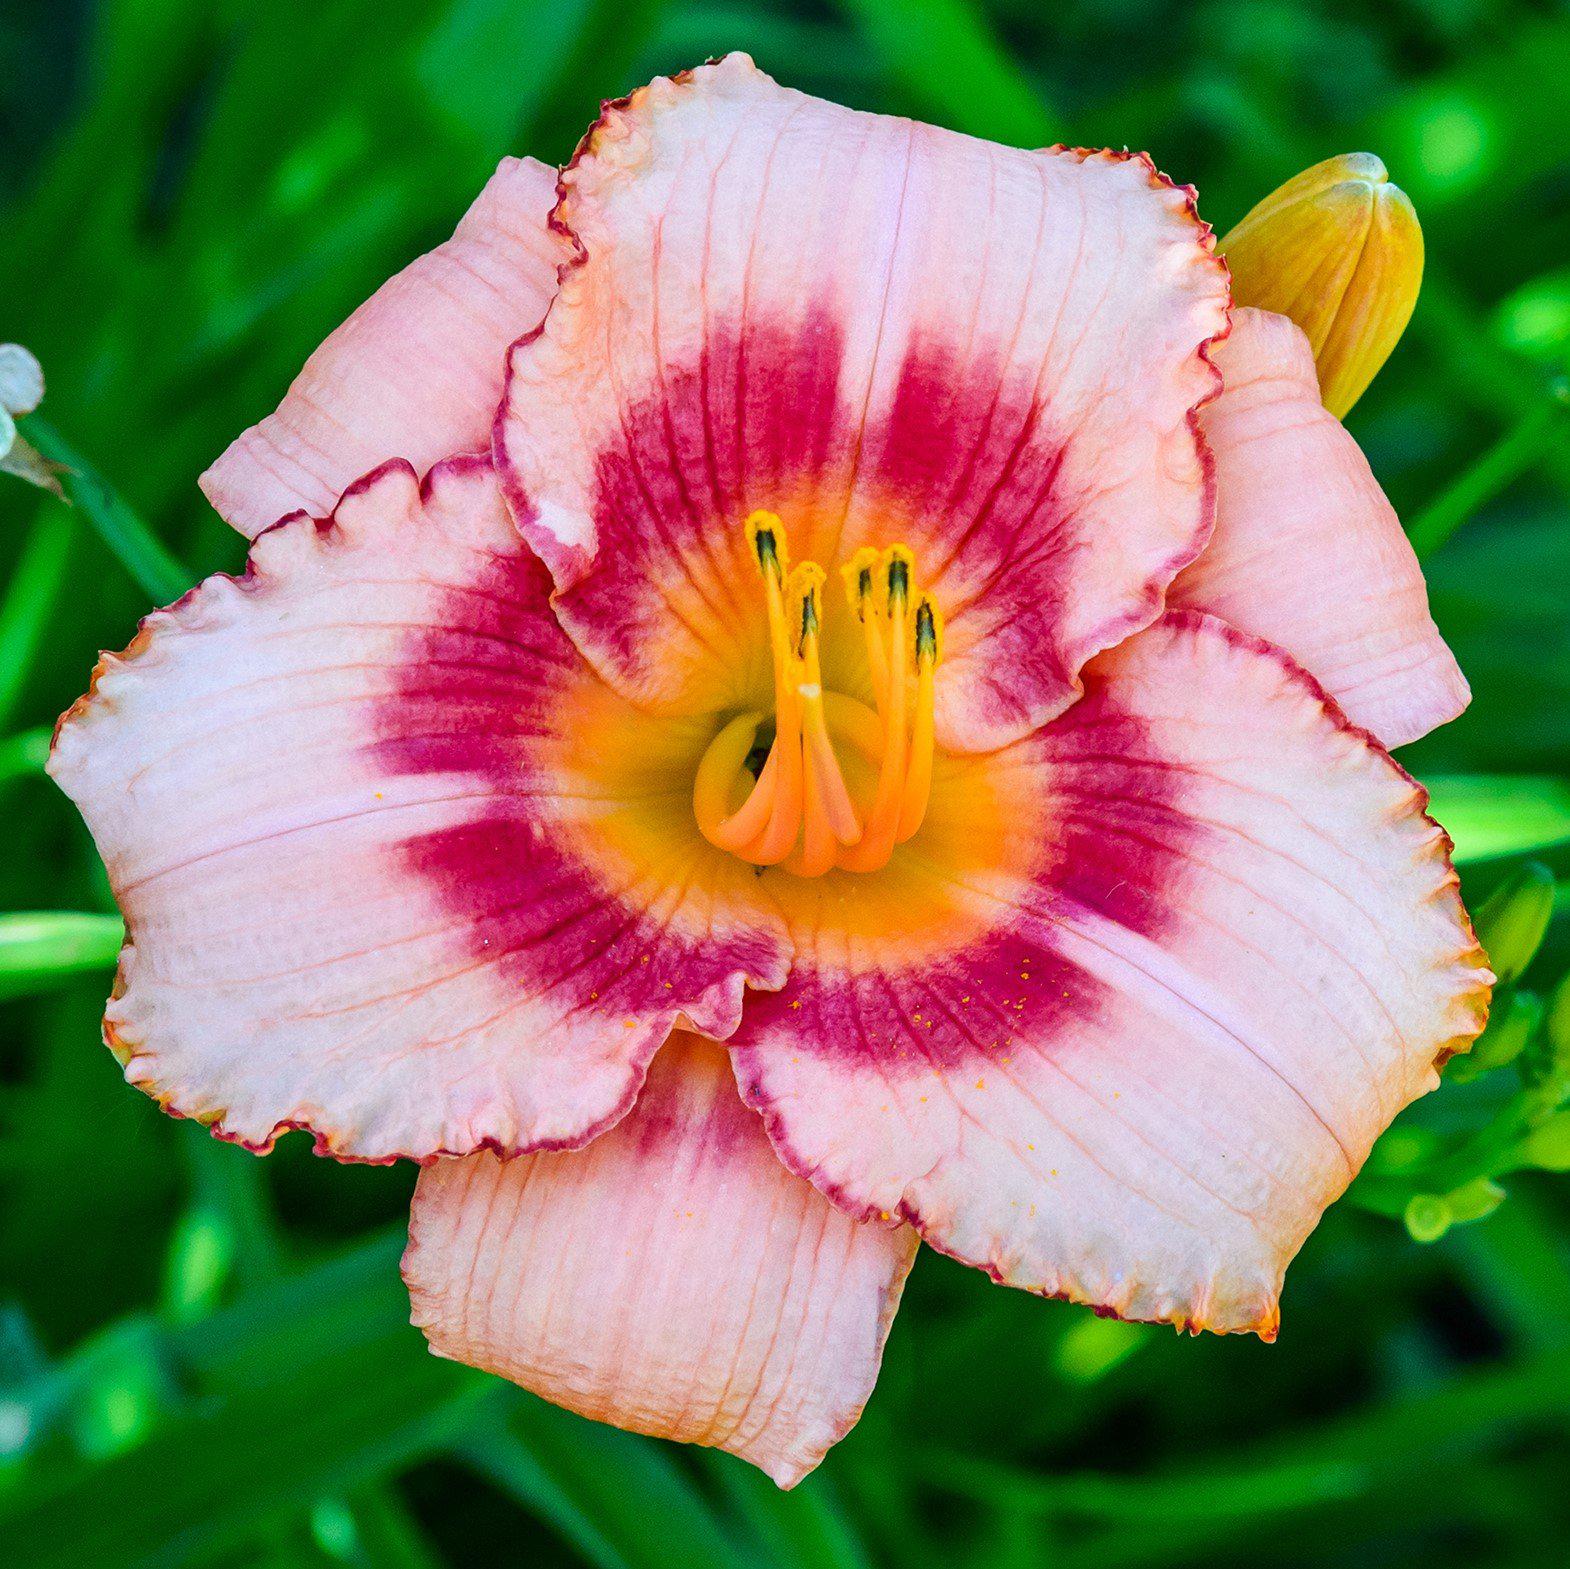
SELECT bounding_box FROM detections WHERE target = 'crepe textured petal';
[202,157,563,536]
[497,53,1229,751]
[1172,308,1467,748]
[731,613,1489,1336]
[405,1034,916,1487]
[49,458,788,1161]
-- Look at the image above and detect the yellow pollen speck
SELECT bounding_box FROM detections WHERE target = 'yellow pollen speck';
[622,1019,636,1029]
[373,791,384,800]
[975,1079,985,1090]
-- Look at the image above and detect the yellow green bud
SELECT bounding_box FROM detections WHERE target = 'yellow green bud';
[1445,1177,1506,1224]
[1473,862,1555,986]
[1220,153,1424,418]
[1403,1192,1452,1244]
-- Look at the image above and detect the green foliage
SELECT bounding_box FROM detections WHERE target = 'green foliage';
[3,1,1570,1565]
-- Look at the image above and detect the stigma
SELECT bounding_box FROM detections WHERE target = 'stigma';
[693,511,942,877]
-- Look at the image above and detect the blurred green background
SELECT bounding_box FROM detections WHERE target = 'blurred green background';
[4,1,1570,1565]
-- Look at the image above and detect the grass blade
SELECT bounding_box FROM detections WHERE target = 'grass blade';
[18,416,192,604]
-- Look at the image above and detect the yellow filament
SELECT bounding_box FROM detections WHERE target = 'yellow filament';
[745,510,791,686]
[841,546,890,717]
[745,679,804,864]
[897,597,941,843]
[791,564,861,847]
[710,513,794,855]
[693,710,764,848]
[709,747,777,852]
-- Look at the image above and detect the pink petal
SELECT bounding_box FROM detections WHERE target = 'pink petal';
[1171,307,1468,748]
[498,54,1229,750]
[202,157,563,537]
[50,457,788,1162]
[405,1033,916,1487]
[732,612,1490,1336]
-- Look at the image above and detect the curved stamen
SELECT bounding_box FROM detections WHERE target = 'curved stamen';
[709,512,794,854]
[693,711,765,849]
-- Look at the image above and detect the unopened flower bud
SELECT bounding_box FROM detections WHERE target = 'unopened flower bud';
[1473,862,1555,986]
[1403,1192,1452,1244]
[1220,153,1423,418]
[1445,1177,1506,1224]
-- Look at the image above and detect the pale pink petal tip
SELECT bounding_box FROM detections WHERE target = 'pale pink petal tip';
[49,457,781,1163]
[1174,306,1469,748]
[498,52,1229,750]
[201,156,562,537]
[405,1035,917,1486]
[731,613,1490,1338]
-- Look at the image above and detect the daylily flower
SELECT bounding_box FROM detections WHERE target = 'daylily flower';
[52,57,1491,1486]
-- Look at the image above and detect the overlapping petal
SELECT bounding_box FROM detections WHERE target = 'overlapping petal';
[405,1033,916,1486]
[732,612,1490,1335]
[1173,308,1467,747]
[50,457,788,1161]
[202,157,563,536]
[498,54,1229,748]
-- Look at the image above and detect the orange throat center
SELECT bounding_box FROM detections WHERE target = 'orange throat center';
[693,511,943,878]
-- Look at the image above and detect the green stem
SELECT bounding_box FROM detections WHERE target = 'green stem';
[1407,382,1570,558]
[0,503,75,729]
[18,415,193,603]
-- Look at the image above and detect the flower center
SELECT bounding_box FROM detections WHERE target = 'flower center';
[693,511,942,878]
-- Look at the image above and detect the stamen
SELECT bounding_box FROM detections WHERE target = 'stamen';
[693,711,764,849]
[840,546,890,716]
[897,596,941,843]
[744,510,791,688]
[744,674,804,864]
[707,746,778,852]
[837,547,912,874]
[707,513,796,856]
[791,564,861,848]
